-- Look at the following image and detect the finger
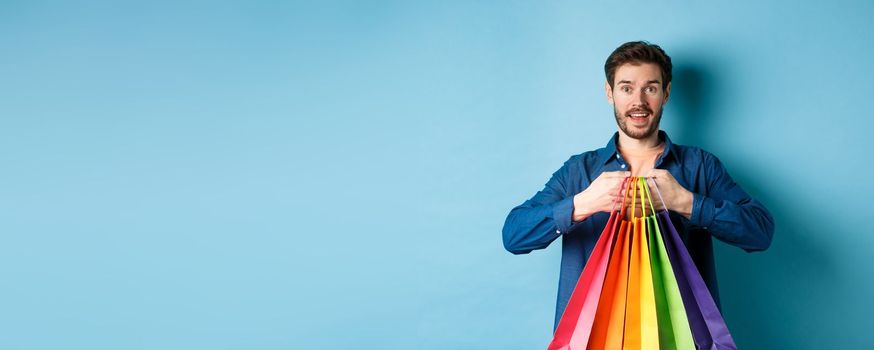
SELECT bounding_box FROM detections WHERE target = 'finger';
[615,187,628,198]
[609,194,623,206]
[648,172,668,183]
[644,177,656,190]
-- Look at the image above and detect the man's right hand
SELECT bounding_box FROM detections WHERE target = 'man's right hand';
[572,171,631,222]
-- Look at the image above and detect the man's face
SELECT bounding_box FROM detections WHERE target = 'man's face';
[606,62,671,140]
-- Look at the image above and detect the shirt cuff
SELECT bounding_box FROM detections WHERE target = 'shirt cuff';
[690,193,716,229]
[552,196,575,236]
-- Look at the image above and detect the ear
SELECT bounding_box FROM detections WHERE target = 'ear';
[663,82,671,104]
[605,81,614,105]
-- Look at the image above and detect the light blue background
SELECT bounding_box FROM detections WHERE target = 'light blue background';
[1,1,872,349]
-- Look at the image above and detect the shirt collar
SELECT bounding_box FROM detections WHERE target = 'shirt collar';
[598,130,676,166]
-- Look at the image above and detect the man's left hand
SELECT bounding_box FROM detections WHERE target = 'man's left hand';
[645,169,694,219]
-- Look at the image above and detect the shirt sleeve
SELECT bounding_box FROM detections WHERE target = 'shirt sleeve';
[688,153,775,252]
[502,157,577,255]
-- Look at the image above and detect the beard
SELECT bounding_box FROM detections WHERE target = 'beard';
[614,105,663,140]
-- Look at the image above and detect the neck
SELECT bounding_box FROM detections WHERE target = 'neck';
[617,130,662,152]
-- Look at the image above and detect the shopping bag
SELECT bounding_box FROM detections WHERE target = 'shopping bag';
[549,178,633,349]
[622,177,659,350]
[643,181,695,350]
[547,176,736,350]
[587,178,638,349]
[649,179,738,350]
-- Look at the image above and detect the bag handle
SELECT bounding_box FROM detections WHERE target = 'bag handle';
[612,176,634,215]
[636,176,648,218]
[630,176,639,219]
[642,177,658,216]
[647,176,668,212]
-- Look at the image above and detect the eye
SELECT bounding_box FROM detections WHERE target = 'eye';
[621,86,632,93]
[645,86,657,93]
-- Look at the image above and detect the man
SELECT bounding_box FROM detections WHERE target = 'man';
[501,41,775,331]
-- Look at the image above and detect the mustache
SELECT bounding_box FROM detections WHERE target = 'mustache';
[626,107,653,114]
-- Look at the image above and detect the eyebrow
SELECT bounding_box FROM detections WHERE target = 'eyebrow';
[617,79,662,85]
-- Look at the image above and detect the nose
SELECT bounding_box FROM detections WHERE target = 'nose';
[632,89,647,107]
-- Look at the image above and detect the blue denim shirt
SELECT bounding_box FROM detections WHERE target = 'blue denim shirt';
[501,130,775,331]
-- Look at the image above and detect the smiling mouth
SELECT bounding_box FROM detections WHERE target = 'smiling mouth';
[627,110,652,120]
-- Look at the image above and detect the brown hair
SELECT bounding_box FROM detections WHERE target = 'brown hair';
[605,41,672,89]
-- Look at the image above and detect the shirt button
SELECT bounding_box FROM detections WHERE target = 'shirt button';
[555,229,561,234]
[620,164,626,168]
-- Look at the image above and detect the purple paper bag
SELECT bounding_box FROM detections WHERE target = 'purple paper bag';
[657,210,737,350]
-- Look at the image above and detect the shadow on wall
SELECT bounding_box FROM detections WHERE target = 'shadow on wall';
[669,59,838,349]
[668,64,716,148]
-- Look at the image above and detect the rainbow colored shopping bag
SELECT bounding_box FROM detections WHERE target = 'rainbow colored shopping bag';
[547,177,737,350]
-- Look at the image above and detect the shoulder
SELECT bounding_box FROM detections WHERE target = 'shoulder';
[543,149,602,177]
[547,149,606,189]
[671,143,723,168]
[562,149,605,171]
